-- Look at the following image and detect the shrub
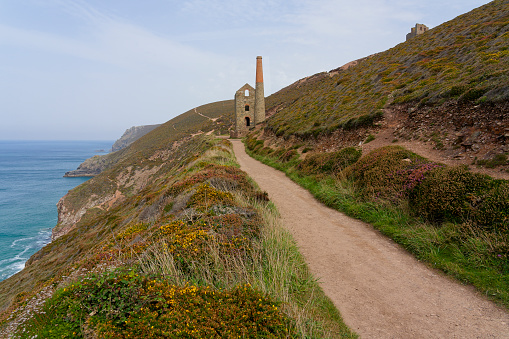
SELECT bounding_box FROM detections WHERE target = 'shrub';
[364,134,376,143]
[245,136,264,152]
[476,154,508,168]
[470,180,509,229]
[278,149,298,163]
[169,164,252,196]
[298,147,362,175]
[259,147,274,156]
[187,183,234,209]
[19,270,293,338]
[344,146,437,201]
[409,166,494,224]
[459,87,488,102]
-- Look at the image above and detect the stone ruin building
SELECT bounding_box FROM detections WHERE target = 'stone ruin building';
[231,56,266,138]
[406,23,429,41]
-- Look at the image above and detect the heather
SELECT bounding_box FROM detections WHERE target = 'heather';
[265,0,509,138]
[3,137,355,338]
[245,135,509,307]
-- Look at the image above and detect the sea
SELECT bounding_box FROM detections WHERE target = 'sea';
[0,140,113,282]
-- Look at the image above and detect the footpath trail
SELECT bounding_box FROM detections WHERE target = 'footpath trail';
[231,139,509,339]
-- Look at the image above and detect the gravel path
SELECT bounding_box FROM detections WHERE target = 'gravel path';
[231,139,509,339]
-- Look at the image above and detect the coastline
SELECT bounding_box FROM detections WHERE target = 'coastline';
[0,140,112,282]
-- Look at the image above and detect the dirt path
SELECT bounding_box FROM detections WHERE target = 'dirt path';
[231,139,509,339]
[194,108,219,122]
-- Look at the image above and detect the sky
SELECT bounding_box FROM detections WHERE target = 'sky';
[0,0,490,140]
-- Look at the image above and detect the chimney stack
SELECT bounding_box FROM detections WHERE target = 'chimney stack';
[254,56,265,124]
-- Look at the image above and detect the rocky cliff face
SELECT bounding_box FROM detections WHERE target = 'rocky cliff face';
[110,125,160,152]
[51,190,120,241]
[64,125,160,177]
[63,155,111,177]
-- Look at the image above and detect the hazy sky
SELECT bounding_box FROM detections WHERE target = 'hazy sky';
[0,0,489,140]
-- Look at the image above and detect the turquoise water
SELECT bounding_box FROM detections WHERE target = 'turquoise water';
[0,140,112,281]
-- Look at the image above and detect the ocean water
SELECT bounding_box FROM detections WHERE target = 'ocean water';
[0,140,112,282]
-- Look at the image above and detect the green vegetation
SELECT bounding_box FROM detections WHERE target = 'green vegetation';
[265,0,509,138]
[20,271,289,338]
[2,1,509,335]
[64,99,235,178]
[2,136,355,338]
[476,153,509,168]
[245,135,509,308]
[364,134,375,144]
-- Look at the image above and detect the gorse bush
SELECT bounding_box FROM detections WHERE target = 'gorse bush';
[22,269,292,339]
[187,183,235,209]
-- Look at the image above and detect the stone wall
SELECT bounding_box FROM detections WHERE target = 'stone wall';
[231,56,266,138]
[233,84,256,137]
[406,23,429,41]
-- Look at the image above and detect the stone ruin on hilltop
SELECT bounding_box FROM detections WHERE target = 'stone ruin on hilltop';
[230,56,266,138]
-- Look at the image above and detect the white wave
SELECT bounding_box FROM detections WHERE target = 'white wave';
[0,228,52,280]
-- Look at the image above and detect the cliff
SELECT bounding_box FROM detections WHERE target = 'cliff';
[110,124,161,152]
[63,101,234,178]
[1,1,508,336]
[63,154,116,177]
[63,125,160,178]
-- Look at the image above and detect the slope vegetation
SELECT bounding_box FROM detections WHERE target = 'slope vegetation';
[63,99,235,178]
[266,0,508,153]
[1,135,353,336]
[245,0,509,309]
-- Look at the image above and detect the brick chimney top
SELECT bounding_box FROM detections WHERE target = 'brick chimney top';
[256,56,263,83]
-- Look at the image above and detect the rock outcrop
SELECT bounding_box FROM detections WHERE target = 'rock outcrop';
[63,154,115,177]
[64,124,160,177]
[110,125,160,152]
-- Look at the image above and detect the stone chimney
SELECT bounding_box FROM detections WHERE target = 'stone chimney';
[254,56,265,125]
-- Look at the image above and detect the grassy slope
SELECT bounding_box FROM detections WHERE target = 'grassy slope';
[63,99,235,178]
[265,0,508,138]
[0,126,354,335]
[0,100,236,310]
[242,0,509,309]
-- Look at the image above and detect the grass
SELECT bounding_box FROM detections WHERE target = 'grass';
[3,136,356,338]
[264,0,509,138]
[59,99,235,182]
[245,139,509,309]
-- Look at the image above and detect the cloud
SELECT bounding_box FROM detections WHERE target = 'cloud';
[179,0,295,24]
[43,0,114,25]
[0,0,492,139]
[0,4,228,74]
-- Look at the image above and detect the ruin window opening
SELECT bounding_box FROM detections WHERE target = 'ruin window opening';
[245,117,250,127]
[245,105,250,111]
[245,89,249,96]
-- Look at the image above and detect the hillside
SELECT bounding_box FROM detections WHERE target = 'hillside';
[1,1,508,337]
[264,0,508,173]
[0,101,352,336]
[245,0,509,310]
[63,100,234,178]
